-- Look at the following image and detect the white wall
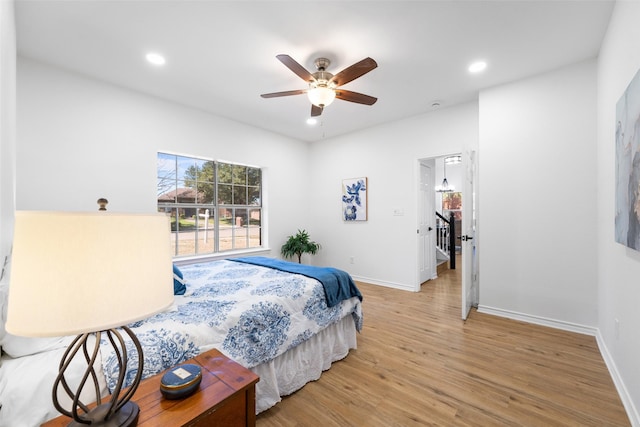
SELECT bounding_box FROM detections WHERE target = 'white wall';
[478,59,598,329]
[597,1,640,423]
[16,57,311,256]
[308,102,478,290]
[0,0,16,276]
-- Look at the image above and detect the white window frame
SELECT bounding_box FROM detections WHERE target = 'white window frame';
[157,152,263,258]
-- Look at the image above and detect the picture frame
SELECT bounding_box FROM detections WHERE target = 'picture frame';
[615,68,640,250]
[342,177,367,221]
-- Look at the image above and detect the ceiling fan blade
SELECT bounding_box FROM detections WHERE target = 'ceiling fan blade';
[276,54,315,83]
[330,57,377,87]
[260,89,307,98]
[335,90,377,105]
[311,104,323,117]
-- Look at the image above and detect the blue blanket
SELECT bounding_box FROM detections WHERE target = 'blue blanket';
[231,256,363,307]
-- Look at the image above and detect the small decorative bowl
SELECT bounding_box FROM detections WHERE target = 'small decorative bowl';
[160,363,202,400]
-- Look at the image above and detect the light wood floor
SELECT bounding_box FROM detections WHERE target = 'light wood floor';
[256,266,629,426]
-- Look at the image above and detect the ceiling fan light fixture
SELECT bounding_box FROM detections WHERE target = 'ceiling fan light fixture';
[262,54,377,116]
[307,86,336,107]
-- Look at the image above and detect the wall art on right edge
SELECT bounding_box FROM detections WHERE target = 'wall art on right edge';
[342,177,367,221]
[616,68,640,251]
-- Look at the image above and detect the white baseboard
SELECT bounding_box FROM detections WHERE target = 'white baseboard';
[595,330,640,427]
[350,275,416,292]
[477,305,598,336]
[478,305,639,426]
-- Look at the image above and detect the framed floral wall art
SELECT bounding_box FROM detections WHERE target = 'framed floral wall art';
[342,177,367,221]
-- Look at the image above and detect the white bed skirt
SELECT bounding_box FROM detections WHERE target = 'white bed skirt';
[251,314,358,413]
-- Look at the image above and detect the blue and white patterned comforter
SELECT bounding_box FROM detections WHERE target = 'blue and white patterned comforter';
[100,259,363,392]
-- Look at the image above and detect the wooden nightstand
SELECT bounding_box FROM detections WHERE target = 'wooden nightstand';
[42,349,259,427]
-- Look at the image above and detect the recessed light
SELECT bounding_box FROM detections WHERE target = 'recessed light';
[468,61,487,73]
[306,118,318,125]
[146,52,166,66]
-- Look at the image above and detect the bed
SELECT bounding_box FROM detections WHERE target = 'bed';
[0,257,363,427]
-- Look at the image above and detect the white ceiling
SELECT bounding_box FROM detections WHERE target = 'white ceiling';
[14,0,614,142]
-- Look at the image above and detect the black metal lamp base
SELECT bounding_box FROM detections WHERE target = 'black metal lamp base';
[54,328,144,427]
[66,402,139,427]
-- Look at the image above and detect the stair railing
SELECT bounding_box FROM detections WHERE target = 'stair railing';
[435,211,456,269]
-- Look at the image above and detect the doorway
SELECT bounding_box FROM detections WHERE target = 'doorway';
[418,152,478,319]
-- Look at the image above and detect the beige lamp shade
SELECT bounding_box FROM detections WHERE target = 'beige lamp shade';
[6,211,174,337]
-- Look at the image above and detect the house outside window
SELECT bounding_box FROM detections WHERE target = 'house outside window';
[157,152,262,257]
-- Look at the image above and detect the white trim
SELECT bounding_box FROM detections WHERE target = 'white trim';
[173,247,272,266]
[595,331,640,427]
[157,150,261,169]
[477,305,597,336]
[350,275,417,292]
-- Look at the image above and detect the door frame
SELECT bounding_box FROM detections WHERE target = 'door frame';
[417,153,459,287]
[417,153,478,317]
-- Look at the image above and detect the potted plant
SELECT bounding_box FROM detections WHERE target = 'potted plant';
[281,229,321,263]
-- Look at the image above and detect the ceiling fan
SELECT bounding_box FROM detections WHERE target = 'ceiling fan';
[261,54,378,117]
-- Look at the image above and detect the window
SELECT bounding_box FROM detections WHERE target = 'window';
[157,152,262,257]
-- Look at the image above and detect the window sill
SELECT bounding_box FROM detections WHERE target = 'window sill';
[173,247,272,266]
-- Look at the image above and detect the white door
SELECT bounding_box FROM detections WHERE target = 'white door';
[419,162,434,284]
[461,150,479,320]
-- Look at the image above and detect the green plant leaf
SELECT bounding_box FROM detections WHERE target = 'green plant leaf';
[281,229,321,263]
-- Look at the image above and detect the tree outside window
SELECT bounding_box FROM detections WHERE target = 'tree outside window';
[157,153,262,257]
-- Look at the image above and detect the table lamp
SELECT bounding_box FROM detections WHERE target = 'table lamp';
[6,211,174,426]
